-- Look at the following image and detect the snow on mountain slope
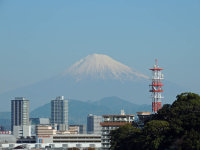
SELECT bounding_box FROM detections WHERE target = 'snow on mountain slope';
[62,54,149,81]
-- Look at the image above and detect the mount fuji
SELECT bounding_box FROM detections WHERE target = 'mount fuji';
[0,54,184,111]
[62,54,148,81]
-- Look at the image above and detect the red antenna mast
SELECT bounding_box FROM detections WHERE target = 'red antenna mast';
[149,59,164,113]
[155,59,157,67]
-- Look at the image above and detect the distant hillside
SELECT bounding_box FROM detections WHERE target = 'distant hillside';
[0,112,11,130]
[0,112,10,120]
[30,96,151,125]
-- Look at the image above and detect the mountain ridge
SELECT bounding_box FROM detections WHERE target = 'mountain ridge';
[30,96,151,125]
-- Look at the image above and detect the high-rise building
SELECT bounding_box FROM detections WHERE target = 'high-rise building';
[11,97,31,138]
[51,96,68,131]
[87,114,102,135]
[11,97,29,130]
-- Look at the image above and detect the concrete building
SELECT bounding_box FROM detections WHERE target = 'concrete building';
[51,96,68,131]
[34,125,101,149]
[1,142,101,149]
[11,97,31,138]
[11,97,29,130]
[0,134,16,144]
[100,111,135,150]
[30,118,50,135]
[37,134,101,149]
[136,112,151,127]
[13,126,31,138]
[69,125,86,134]
[87,114,102,135]
[0,125,101,149]
[52,134,101,149]
[36,125,56,143]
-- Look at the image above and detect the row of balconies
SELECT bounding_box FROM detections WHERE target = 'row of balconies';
[104,118,134,122]
[102,126,118,130]
[54,137,101,139]
[101,139,110,143]
[102,143,110,148]
[102,131,110,135]
[101,136,110,139]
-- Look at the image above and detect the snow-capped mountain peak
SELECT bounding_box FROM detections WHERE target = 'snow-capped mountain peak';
[62,54,148,81]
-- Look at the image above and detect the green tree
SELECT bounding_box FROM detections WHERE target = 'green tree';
[142,120,170,150]
[110,124,141,150]
[110,93,200,150]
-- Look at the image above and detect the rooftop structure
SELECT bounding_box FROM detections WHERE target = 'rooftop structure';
[30,118,50,125]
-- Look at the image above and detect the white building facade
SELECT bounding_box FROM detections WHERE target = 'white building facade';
[100,113,135,150]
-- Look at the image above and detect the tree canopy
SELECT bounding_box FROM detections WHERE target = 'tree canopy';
[110,92,200,150]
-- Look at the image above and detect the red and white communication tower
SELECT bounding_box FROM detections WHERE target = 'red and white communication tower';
[149,59,164,113]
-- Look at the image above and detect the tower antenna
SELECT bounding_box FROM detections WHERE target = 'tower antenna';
[149,59,164,113]
[155,59,157,67]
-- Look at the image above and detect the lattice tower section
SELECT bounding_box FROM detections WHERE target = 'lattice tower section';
[149,59,164,113]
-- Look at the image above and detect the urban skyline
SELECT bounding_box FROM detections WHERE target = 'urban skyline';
[0,1,199,149]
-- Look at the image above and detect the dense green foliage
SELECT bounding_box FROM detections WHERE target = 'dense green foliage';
[110,92,200,150]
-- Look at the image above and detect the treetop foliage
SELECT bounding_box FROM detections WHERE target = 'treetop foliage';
[110,92,200,150]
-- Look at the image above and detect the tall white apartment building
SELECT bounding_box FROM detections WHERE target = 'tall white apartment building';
[11,97,31,138]
[51,96,68,131]
[100,110,135,150]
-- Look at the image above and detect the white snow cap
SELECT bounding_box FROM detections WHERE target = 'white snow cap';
[63,54,148,81]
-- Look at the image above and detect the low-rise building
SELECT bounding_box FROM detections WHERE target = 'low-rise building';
[34,125,101,149]
[13,125,31,138]
[136,112,151,127]
[69,125,86,134]
[0,134,16,144]
[100,111,135,150]
[36,125,56,143]
[30,118,50,135]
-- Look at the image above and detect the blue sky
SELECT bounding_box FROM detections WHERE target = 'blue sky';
[0,0,200,94]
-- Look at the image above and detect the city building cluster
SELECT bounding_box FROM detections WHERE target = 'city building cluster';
[0,96,143,150]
